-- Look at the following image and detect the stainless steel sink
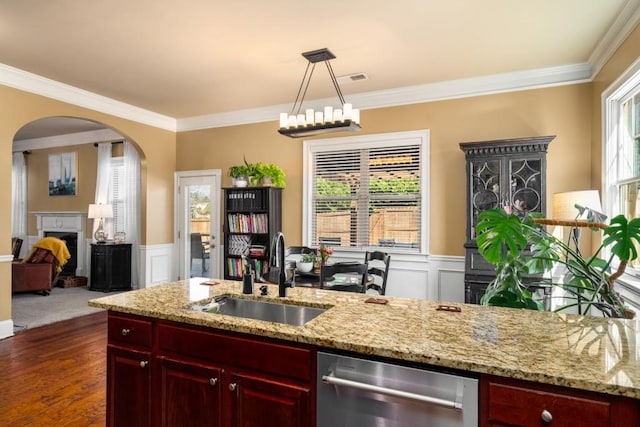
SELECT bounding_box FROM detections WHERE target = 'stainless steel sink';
[191,295,327,326]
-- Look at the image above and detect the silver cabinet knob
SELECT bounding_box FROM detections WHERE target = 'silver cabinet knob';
[541,409,553,422]
[209,378,218,386]
[229,383,237,391]
[121,328,131,336]
[140,361,148,368]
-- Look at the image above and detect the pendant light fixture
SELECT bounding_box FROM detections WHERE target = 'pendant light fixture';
[278,48,361,138]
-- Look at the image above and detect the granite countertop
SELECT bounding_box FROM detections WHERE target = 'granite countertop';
[89,279,640,399]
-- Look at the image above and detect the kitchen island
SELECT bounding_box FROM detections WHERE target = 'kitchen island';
[90,279,640,426]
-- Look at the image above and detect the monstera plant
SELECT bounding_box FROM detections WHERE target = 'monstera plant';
[476,208,640,318]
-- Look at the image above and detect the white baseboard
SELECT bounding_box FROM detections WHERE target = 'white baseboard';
[0,319,14,340]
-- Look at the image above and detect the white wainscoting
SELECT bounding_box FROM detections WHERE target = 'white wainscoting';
[140,243,175,288]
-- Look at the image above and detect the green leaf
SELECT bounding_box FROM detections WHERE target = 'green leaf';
[476,209,528,264]
[603,215,640,262]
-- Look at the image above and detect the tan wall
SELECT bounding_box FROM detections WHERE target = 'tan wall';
[177,83,593,256]
[0,85,176,323]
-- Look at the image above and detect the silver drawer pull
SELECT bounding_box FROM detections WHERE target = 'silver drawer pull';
[140,361,148,368]
[210,378,218,386]
[541,409,553,422]
[121,328,131,336]
[322,371,462,410]
[229,383,237,391]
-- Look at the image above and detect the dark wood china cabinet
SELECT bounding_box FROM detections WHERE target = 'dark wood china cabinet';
[459,135,555,304]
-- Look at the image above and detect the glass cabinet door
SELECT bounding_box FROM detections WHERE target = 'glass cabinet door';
[507,158,542,215]
[470,159,501,239]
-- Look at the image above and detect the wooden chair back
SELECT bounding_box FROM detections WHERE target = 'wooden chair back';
[364,251,391,295]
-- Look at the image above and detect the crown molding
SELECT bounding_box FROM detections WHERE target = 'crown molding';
[176,63,592,131]
[13,128,123,152]
[3,0,637,136]
[588,0,640,78]
[0,63,176,131]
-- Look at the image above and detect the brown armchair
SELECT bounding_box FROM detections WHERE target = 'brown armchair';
[12,237,70,296]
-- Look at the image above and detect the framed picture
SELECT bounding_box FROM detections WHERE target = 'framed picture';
[48,152,77,196]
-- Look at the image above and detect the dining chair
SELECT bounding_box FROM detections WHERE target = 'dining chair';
[190,233,210,276]
[320,262,368,293]
[364,251,391,295]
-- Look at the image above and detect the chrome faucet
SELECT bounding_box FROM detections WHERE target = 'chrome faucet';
[272,232,292,297]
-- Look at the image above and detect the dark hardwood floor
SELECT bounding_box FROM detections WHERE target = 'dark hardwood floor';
[0,311,107,427]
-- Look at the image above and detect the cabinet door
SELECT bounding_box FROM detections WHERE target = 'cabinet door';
[108,245,132,288]
[229,372,311,427]
[469,158,501,239]
[158,357,222,427]
[107,346,151,427]
[506,157,543,214]
[91,245,108,290]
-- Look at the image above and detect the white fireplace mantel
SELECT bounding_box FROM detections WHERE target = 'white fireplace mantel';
[33,211,87,276]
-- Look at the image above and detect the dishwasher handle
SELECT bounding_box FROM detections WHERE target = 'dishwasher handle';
[321,371,463,410]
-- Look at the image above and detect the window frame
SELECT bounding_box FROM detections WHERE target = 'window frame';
[302,129,430,255]
[603,56,640,277]
[108,156,125,234]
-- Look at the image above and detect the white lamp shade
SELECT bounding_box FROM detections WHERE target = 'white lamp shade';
[553,191,602,220]
[88,203,113,219]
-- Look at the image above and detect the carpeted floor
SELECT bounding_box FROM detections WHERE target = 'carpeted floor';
[11,286,126,333]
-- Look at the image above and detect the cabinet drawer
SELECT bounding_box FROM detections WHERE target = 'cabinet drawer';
[157,322,313,382]
[108,313,153,349]
[486,381,610,426]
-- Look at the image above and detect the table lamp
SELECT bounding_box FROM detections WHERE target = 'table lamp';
[88,203,113,243]
[553,190,606,254]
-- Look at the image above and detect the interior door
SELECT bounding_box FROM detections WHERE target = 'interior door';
[176,170,221,280]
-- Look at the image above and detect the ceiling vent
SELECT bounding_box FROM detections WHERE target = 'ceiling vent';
[337,73,368,84]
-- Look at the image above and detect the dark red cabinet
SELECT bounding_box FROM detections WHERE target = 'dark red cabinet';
[158,357,222,427]
[106,312,314,426]
[481,375,640,427]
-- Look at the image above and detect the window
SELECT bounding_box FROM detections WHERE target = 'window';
[109,156,125,234]
[604,58,640,269]
[304,130,429,253]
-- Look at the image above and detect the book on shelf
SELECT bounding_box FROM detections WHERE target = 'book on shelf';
[227,189,265,211]
[227,213,268,233]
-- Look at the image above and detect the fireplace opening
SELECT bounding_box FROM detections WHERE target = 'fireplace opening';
[44,231,77,277]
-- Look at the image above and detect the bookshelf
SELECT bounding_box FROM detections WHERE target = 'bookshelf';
[223,187,282,280]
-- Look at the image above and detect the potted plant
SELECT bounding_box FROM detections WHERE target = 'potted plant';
[229,164,249,187]
[296,252,316,273]
[246,162,285,187]
[476,207,640,318]
[259,163,286,188]
[230,158,286,188]
[475,209,545,310]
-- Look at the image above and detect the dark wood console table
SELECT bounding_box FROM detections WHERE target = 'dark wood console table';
[89,243,132,292]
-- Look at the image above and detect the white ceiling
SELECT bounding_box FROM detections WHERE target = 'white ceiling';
[3,0,639,139]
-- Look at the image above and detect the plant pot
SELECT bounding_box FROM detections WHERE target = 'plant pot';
[260,176,274,187]
[232,176,249,187]
[296,261,314,273]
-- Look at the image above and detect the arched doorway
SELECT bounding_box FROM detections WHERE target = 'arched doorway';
[11,116,142,331]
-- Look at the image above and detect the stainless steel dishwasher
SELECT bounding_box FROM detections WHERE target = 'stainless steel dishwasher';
[317,351,478,426]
